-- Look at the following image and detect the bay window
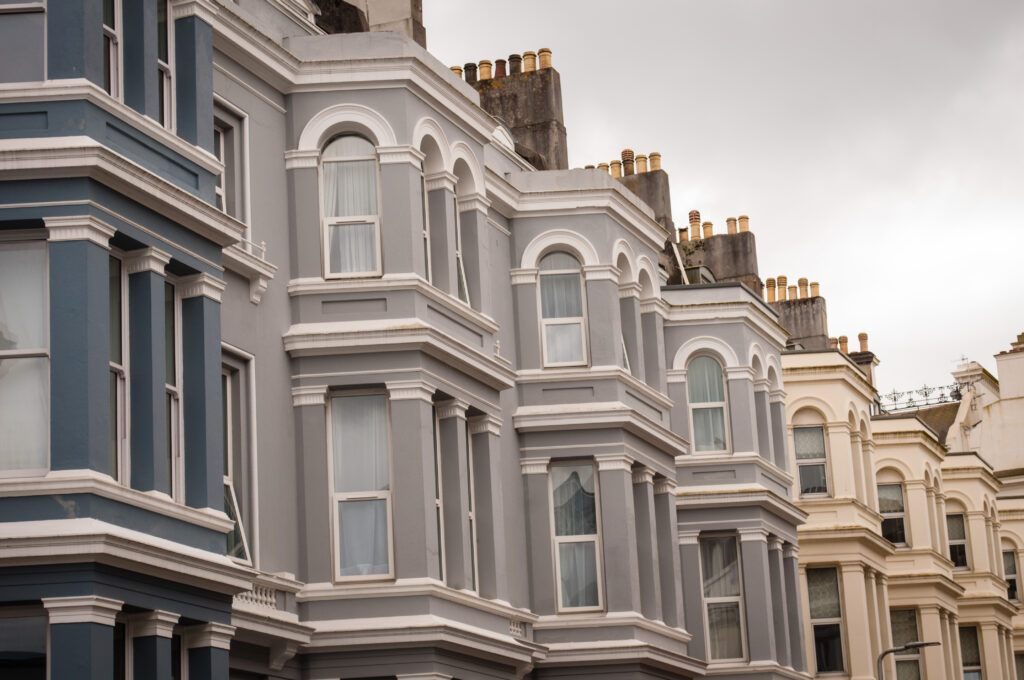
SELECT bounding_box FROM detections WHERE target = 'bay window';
[321,135,381,277]
[794,425,828,495]
[807,567,844,673]
[539,251,587,366]
[0,240,49,474]
[878,483,907,545]
[700,535,745,660]
[330,393,392,579]
[551,463,601,610]
[947,513,969,568]
[890,609,922,680]
[688,356,728,453]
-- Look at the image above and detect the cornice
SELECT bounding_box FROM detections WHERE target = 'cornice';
[130,610,181,638]
[520,457,550,475]
[43,214,116,248]
[468,413,502,436]
[123,246,172,275]
[515,365,673,410]
[385,379,436,403]
[42,595,123,626]
[179,272,226,302]
[291,384,327,407]
[222,242,278,304]
[663,299,789,349]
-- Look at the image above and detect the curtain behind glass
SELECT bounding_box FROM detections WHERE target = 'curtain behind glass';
[807,568,841,619]
[332,395,388,492]
[558,541,598,607]
[878,484,905,513]
[701,536,740,597]
[0,244,46,351]
[794,426,826,458]
[540,273,583,319]
[707,602,743,659]
[960,627,981,666]
[693,407,726,451]
[552,465,596,536]
[544,323,584,364]
[338,498,388,575]
[329,223,377,273]
[687,356,725,403]
[0,357,48,470]
[947,513,966,540]
[890,609,919,647]
[323,160,377,217]
[539,251,580,271]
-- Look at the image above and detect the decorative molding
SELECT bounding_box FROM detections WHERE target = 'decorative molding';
[738,527,769,542]
[678,530,701,546]
[510,268,538,286]
[753,378,771,392]
[179,272,226,302]
[222,242,277,305]
[296,102,399,151]
[468,413,502,436]
[42,595,123,626]
[671,335,741,370]
[515,365,674,410]
[130,609,181,638]
[639,298,669,318]
[666,369,687,384]
[769,388,787,403]
[457,193,491,214]
[520,457,550,475]
[435,398,468,420]
[632,467,656,485]
[595,453,635,472]
[767,536,784,551]
[291,385,327,407]
[520,229,600,269]
[283,149,319,170]
[123,247,172,275]
[0,2,46,14]
[725,366,756,380]
[582,264,619,283]
[654,478,676,495]
[183,622,236,650]
[618,282,642,299]
[169,0,220,25]
[269,640,299,671]
[386,380,436,403]
[424,170,457,193]
[781,544,799,559]
[377,145,425,167]
[397,675,453,680]
[43,215,116,248]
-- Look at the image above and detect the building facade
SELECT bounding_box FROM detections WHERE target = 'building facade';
[0,1,811,679]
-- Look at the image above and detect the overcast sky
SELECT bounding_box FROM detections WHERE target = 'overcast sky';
[424,0,1023,395]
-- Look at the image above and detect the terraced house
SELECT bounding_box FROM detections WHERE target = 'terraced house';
[0,1,809,679]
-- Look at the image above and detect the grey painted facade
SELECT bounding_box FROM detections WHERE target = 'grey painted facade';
[0,2,807,679]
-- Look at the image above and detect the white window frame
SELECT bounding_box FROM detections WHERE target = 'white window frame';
[890,608,922,680]
[959,625,983,680]
[326,389,394,583]
[156,0,175,130]
[947,512,970,570]
[420,172,432,283]
[878,483,908,547]
[465,420,478,592]
[431,404,446,582]
[806,566,845,674]
[164,278,183,502]
[102,0,123,100]
[213,125,226,213]
[109,249,130,485]
[699,533,748,662]
[213,95,253,238]
[319,136,383,279]
[549,460,604,613]
[1004,549,1019,602]
[453,194,470,306]
[222,364,251,565]
[538,251,589,368]
[687,355,731,455]
[794,424,830,497]
[0,235,50,478]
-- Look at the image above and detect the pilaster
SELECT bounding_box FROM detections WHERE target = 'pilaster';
[437,399,473,590]
[469,414,508,601]
[631,466,662,621]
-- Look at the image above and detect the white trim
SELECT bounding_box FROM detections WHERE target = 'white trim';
[510,268,538,286]
[457,193,491,214]
[376,144,425,167]
[283,149,319,170]
[43,214,116,247]
[424,169,457,193]
[435,399,468,420]
[654,478,676,495]
[129,609,180,638]
[632,467,656,485]
[386,380,435,403]
[595,453,634,472]
[671,335,740,370]
[582,264,620,283]
[520,457,550,475]
[549,460,605,613]
[520,229,600,269]
[42,595,123,626]
[468,413,502,437]
[222,242,277,304]
[297,102,398,150]
[411,116,453,172]
[221,341,260,568]
[291,384,327,407]
[179,272,226,302]
[182,622,236,650]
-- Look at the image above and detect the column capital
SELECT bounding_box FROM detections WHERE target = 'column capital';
[679,529,701,545]
[595,453,634,471]
[510,267,538,286]
[435,398,469,420]
[726,365,756,380]
[291,384,327,407]
[654,477,676,495]
[582,264,619,283]
[457,193,491,214]
[424,170,457,193]
[283,148,319,170]
[42,595,123,626]
[396,674,454,680]
[386,380,435,403]
[753,378,771,392]
[618,281,642,299]
[632,467,655,485]
[129,610,181,638]
[179,272,226,302]
[520,457,550,475]
[44,214,116,248]
[782,543,799,559]
[769,388,787,403]
[376,144,425,167]
[639,298,669,317]
[124,247,172,275]
[768,535,784,551]
[183,622,236,650]
[739,527,769,542]
[840,562,865,575]
[468,413,502,436]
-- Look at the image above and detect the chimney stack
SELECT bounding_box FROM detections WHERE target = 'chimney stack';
[523,51,537,72]
[366,0,426,48]
[839,335,849,353]
[766,278,777,302]
[810,281,820,297]
[858,332,869,352]
[738,215,749,232]
[777,275,788,300]
[798,277,808,298]
[621,149,635,176]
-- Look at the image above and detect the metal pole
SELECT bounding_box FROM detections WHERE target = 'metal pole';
[877,641,941,680]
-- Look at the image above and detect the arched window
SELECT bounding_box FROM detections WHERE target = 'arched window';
[687,356,728,452]
[321,135,380,277]
[539,251,587,366]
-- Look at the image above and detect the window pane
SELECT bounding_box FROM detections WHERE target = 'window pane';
[949,544,968,568]
[328,222,377,274]
[0,615,46,677]
[882,517,906,544]
[331,394,388,492]
[109,369,118,476]
[807,568,841,619]
[109,256,122,363]
[322,159,378,217]
[701,536,740,598]
[794,426,825,459]
[0,242,47,350]
[1015,653,1024,680]
[1009,576,1019,602]
[890,609,919,647]
[157,0,168,62]
[813,623,844,672]
[551,464,596,536]
[224,483,247,560]
[558,541,599,608]
[338,498,388,576]
[707,602,743,659]
[323,135,376,158]
[947,514,966,541]
[799,464,828,495]
[164,282,175,385]
[544,322,584,364]
[964,672,981,680]
[104,37,113,94]
[687,356,725,403]
[960,626,980,666]
[1004,551,1017,576]
[896,660,921,680]
[692,406,727,452]
[878,484,905,513]
[104,0,115,27]
[0,357,48,470]
[539,251,581,271]
[540,273,583,318]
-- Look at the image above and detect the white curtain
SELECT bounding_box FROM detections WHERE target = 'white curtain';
[558,541,598,607]
[544,323,583,364]
[687,356,724,403]
[338,498,388,576]
[322,159,377,218]
[693,407,726,452]
[0,243,46,351]
[0,356,48,471]
[332,395,388,492]
[707,602,743,659]
[328,222,377,274]
[540,273,582,319]
[551,465,596,536]
[701,536,740,598]
[807,568,841,619]
[877,484,905,513]
[794,426,826,459]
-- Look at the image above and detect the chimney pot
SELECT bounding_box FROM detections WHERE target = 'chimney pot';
[766,278,777,303]
[621,149,635,175]
[810,281,820,297]
[597,162,609,172]
[523,51,537,72]
[610,160,622,178]
[649,152,662,171]
[777,275,788,300]
[702,222,714,238]
[495,59,507,78]
[788,285,797,300]
[538,47,552,69]
[726,217,737,234]
[839,335,849,354]
[509,53,522,74]
[464,62,477,84]
[829,337,839,350]
[450,65,463,78]
[636,154,648,173]
[738,215,749,232]
[858,332,869,352]
[678,227,688,243]
[688,210,701,229]
[478,60,492,80]
[584,164,595,169]
[798,277,808,298]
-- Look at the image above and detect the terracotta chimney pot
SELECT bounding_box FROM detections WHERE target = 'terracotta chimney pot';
[649,152,662,171]
[450,65,463,78]
[727,217,737,234]
[621,149,635,176]
[829,337,839,350]
[738,215,750,232]
[495,59,507,78]
[677,227,688,243]
[538,47,552,69]
[810,281,820,297]
[788,285,797,300]
[798,277,808,298]
[523,51,537,72]
[463,62,477,84]
[766,278,777,303]
[478,60,492,80]
[636,154,648,173]
[610,160,622,178]
[777,276,788,300]
[702,221,713,238]
[839,335,849,354]
[509,54,522,74]
[858,332,869,352]
[597,162,609,172]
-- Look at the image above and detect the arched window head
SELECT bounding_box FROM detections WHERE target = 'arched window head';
[321,134,380,277]
[687,356,728,452]
[539,251,587,366]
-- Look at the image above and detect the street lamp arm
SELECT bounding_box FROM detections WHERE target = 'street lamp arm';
[876,641,941,679]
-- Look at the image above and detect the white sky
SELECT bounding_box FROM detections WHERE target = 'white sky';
[423,0,1024,394]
